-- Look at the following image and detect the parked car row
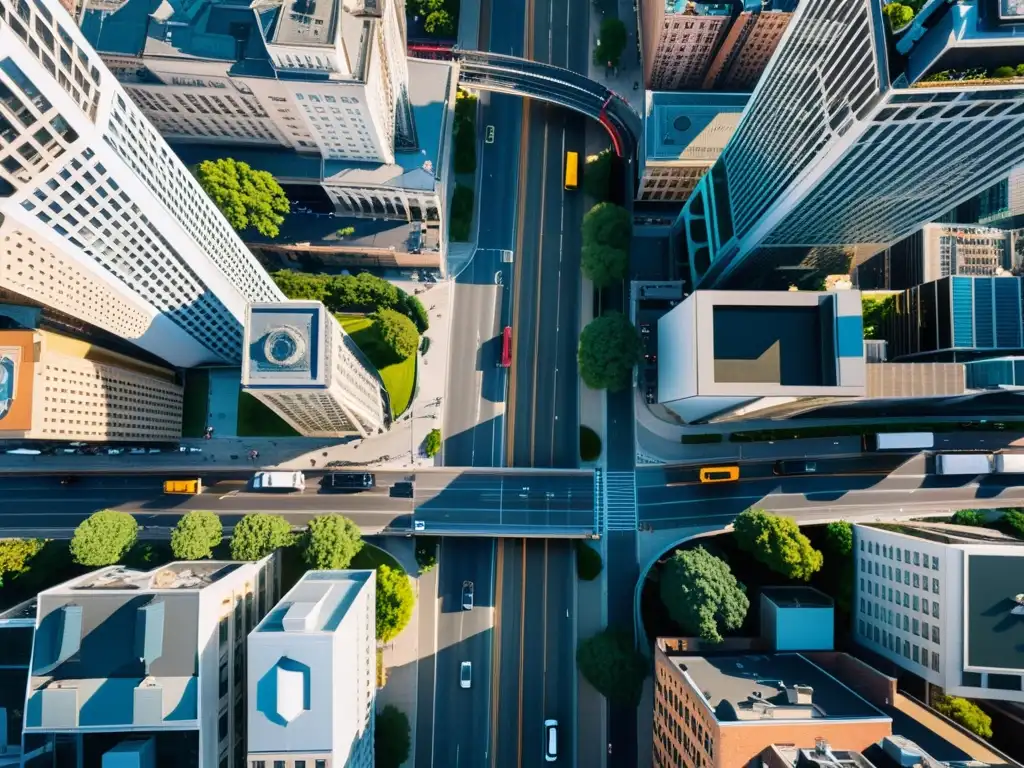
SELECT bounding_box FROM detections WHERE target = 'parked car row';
[4,445,203,456]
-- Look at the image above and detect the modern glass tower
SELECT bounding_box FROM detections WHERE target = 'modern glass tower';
[683,0,1024,290]
[0,0,284,367]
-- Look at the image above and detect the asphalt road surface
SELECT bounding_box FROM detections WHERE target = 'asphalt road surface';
[432,538,496,768]
[0,471,597,536]
[492,538,576,768]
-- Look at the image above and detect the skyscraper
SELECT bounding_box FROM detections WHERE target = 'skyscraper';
[682,0,1024,290]
[641,0,733,90]
[0,0,284,367]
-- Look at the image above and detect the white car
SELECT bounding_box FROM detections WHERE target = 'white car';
[460,661,472,689]
[544,719,558,762]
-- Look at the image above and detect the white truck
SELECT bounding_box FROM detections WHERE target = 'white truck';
[935,454,993,475]
[994,453,1024,474]
[251,471,306,491]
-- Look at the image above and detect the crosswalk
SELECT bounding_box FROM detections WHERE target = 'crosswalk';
[603,470,638,532]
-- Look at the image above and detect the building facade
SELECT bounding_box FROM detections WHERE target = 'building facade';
[854,522,1024,703]
[242,301,388,438]
[653,643,891,768]
[639,92,746,204]
[0,0,285,368]
[885,275,1024,361]
[681,0,1024,291]
[247,570,376,768]
[0,327,183,442]
[701,0,795,91]
[642,0,733,90]
[22,556,282,768]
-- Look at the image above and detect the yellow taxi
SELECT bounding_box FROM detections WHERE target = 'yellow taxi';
[698,466,739,484]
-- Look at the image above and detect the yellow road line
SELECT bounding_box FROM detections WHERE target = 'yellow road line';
[489,541,505,768]
[516,539,527,768]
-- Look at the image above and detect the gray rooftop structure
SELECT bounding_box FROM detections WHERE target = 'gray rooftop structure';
[965,553,1024,670]
[670,653,887,723]
[762,587,834,609]
[644,92,748,162]
[244,303,324,387]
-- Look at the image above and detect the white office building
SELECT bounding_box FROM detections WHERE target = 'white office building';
[682,0,1024,290]
[242,301,387,437]
[854,522,1024,703]
[78,0,414,164]
[22,556,282,767]
[0,0,285,368]
[247,570,376,768]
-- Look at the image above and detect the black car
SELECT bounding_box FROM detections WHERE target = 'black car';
[324,472,376,492]
[391,481,415,498]
[773,460,818,476]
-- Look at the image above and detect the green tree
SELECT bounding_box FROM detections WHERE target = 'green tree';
[861,295,894,339]
[0,538,44,586]
[376,564,416,643]
[454,88,478,125]
[576,541,603,580]
[194,158,290,237]
[302,514,364,570]
[1016,64,1024,77]
[450,183,474,242]
[424,428,442,458]
[372,308,420,360]
[584,149,614,201]
[375,705,412,768]
[271,270,331,302]
[581,242,629,288]
[576,628,648,706]
[593,17,628,67]
[582,202,632,251]
[882,2,913,29]
[953,509,986,526]
[1002,509,1024,538]
[70,510,139,567]
[824,520,853,557]
[170,511,223,560]
[578,311,642,392]
[933,694,993,738]
[733,509,823,581]
[230,513,294,561]
[337,226,355,236]
[424,9,454,34]
[660,547,749,643]
[415,537,438,573]
[992,65,1016,78]
[454,118,477,174]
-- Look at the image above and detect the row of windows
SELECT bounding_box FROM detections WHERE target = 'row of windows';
[860,558,942,596]
[861,576,941,619]
[862,537,941,570]
[860,596,941,644]
[859,619,941,672]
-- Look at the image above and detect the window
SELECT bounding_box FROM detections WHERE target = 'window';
[913,596,919,611]
[218,712,228,741]
[913,573,920,588]
[896,568,901,582]
[316,762,327,768]
[905,549,910,562]
[932,556,939,569]
[912,618,919,635]
[273,762,285,768]
[932,577,939,594]
[932,625,939,643]
[251,763,265,768]
[932,652,940,671]
[896,548,902,561]
[932,601,939,618]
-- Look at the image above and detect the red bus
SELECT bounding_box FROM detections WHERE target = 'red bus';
[499,326,512,368]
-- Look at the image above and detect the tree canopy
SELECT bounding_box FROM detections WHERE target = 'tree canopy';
[582,242,630,288]
[270,271,428,331]
[0,538,44,586]
[376,564,416,643]
[933,694,993,738]
[882,2,914,29]
[372,308,420,360]
[424,428,442,458]
[302,514,364,570]
[733,509,823,581]
[194,158,290,237]
[594,18,628,67]
[71,511,139,567]
[171,511,223,560]
[578,311,642,391]
[582,202,632,251]
[824,520,853,557]
[1002,509,1024,538]
[584,149,614,201]
[952,509,985,526]
[375,705,412,768]
[408,0,457,36]
[861,295,894,340]
[230,513,294,561]
[660,547,749,643]
[576,628,648,706]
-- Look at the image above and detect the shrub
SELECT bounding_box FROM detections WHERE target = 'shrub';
[302,514,364,570]
[170,511,223,560]
[952,509,985,526]
[70,511,139,566]
[584,149,614,201]
[882,2,914,29]
[576,628,647,706]
[576,541,603,580]
[932,694,993,739]
[580,425,602,461]
[375,705,412,768]
[733,509,823,581]
[992,65,1017,79]
[450,184,474,242]
[660,547,748,642]
[424,428,442,458]
[582,202,631,252]
[454,119,477,174]
[403,293,431,332]
[824,520,853,557]
[578,312,642,392]
[376,648,387,688]
[1002,509,1024,538]
[581,242,629,288]
[0,538,44,586]
[230,513,294,560]
[372,308,420,360]
[1017,63,1024,77]
[593,17,627,67]
[415,537,438,573]
[376,564,415,643]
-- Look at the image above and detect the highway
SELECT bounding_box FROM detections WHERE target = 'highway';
[0,471,596,537]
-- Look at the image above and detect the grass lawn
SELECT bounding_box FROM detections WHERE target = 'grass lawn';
[351,540,405,572]
[236,391,300,437]
[338,314,417,416]
[181,368,210,437]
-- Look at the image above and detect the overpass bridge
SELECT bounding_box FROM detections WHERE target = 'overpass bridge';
[455,51,642,162]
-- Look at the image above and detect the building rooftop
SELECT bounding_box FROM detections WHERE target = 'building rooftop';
[664,0,731,14]
[762,586,834,609]
[245,212,439,254]
[765,744,876,767]
[965,552,1024,671]
[866,363,966,398]
[644,92,747,164]
[670,653,887,723]
[255,569,371,634]
[261,0,341,48]
[243,302,325,387]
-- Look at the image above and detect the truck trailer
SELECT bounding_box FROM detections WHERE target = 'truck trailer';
[935,454,993,475]
[994,453,1024,473]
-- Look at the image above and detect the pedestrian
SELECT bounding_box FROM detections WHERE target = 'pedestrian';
[310,458,316,467]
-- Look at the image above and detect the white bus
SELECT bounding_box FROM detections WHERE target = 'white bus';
[935,454,993,476]
[251,471,305,492]
[863,432,935,451]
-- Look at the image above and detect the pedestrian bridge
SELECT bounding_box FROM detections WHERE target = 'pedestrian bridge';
[456,51,642,161]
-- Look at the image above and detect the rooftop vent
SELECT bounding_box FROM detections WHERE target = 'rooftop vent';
[135,601,165,673]
[786,684,814,705]
[133,679,163,726]
[274,659,310,723]
[1013,594,1024,615]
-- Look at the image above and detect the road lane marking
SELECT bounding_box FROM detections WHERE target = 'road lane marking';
[489,542,505,768]
[507,99,531,467]
[517,539,527,768]
[529,112,551,467]
[548,122,567,467]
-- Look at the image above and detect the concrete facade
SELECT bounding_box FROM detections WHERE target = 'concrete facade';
[641,0,732,90]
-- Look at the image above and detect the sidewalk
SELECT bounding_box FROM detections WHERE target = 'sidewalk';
[577,546,608,768]
[586,0,645,118]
